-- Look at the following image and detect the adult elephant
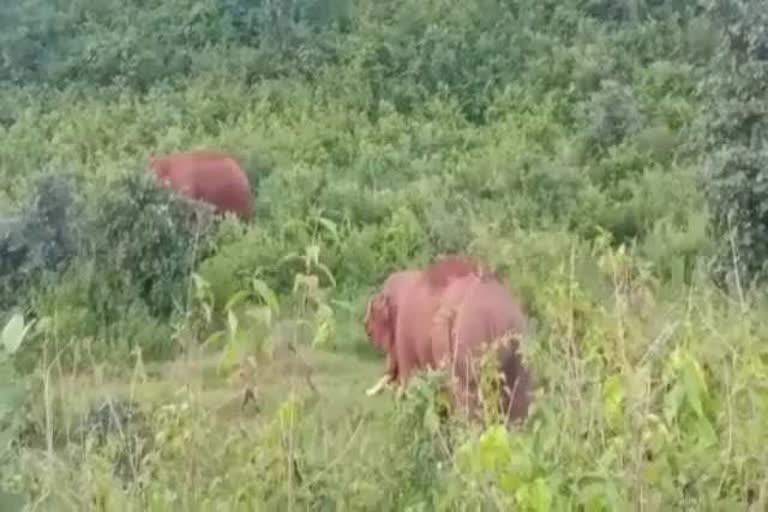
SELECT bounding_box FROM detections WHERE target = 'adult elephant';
[147,149,253,221]
[430,272,533,424]
[364,255,486,396]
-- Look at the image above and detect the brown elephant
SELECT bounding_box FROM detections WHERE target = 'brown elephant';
[363,255,486,396]
[148,149,253,220]
[429,272,533,424]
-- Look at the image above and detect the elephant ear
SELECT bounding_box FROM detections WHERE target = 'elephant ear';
[364,294,394,352]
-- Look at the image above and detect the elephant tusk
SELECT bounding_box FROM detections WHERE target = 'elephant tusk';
[366,374,391,396]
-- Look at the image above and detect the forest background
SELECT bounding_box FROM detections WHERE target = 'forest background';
[0,0,767,510]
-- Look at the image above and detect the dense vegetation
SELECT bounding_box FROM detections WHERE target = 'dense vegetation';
[0,0,767,509]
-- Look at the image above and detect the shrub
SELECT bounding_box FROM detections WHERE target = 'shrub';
[81,169,217,319]
[0,171,81,312]
[705,147,768,287]
[700,0,768,287]
[579,80,645,152]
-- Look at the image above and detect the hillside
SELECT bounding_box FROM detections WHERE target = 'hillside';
[0,0,767,510]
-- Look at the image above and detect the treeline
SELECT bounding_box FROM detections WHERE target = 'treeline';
[1,0,709,122]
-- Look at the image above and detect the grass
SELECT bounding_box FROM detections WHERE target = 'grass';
[15,323,409,510]
[35,329,392,437]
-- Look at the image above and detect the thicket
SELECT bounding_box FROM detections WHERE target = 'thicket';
[0,0,766,509]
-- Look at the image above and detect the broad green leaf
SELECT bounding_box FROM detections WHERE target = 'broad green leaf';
[251,278,280,313]
[224,289,250,312]
[663,383,685,424]
[201,331,226,350]
[602,374,625,431]
[314,216,340,242]
[1,313,32,354]
[311,320,333,349]
[530,477,553,512]
[681,354,709,420]
[315,262,337,287]
[227,309,239,341]
[190,272,210,294]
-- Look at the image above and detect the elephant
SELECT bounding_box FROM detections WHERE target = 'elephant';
[363,255,486,396]
[429,272,533,424]
[148,149,253,220]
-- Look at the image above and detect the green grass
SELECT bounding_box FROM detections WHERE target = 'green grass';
[40,340,391,436]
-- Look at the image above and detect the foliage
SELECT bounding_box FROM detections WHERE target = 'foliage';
[0,0,766,508]
[0,171,80,312]
[0,313,34,511]
[700,0,768,288]
[79,170,217,319]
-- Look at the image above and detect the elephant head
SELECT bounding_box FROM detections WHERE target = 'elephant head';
[364,292,395,353]
[363,260,486,397]
[364,270,421,355]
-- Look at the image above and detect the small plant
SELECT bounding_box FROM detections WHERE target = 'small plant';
[0,313,34,454]
[0,313,35,511]
[280,215,339,350]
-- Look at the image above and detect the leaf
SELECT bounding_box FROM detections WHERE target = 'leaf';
[311,318,334,349]
[190,272,210,293]
[251,278,280,314]
[315,262,337,288]
[663,382,685,424]
[602,374,625,431]
[314,216,340,243]
[1,313,32,355]
[681,353,710,420]
[224,289,250,312]
[529,478,553,512]
[201,331,226,350]
[227,309,239,342]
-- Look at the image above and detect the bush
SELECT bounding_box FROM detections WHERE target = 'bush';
[0,171,81,312]
[579,80,644,152]
[81,170,217,319]
[700,0,768,287]
[705,147,768,287]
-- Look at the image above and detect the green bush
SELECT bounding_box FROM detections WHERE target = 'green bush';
[81,170,217,318]
[0,171,81,312]
[700,0,768,287]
